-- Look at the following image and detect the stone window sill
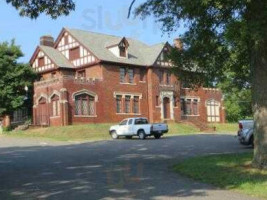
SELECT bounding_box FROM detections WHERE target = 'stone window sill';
[50,116,60,119]
[116,113,141,115]
[74,115,97,118]
[181,115,200,117]
[159,84,173,87]
[120,82,137,86]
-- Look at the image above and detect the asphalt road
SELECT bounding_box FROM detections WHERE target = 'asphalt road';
[0,134,257,200]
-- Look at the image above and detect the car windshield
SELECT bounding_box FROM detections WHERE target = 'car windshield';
[119,120,128,125]
[135,118,148,125]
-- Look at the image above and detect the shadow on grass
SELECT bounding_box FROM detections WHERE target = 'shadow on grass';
[174,152,267,199]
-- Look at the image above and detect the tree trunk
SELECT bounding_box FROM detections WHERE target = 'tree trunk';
[248,0,267,169]
[251,41,267,169]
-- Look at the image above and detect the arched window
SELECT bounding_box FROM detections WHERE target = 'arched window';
[51,94,60,117]
[38,97,47,104]
[75,94,95,116]
[37,95,48,125]
[206,99,220,122]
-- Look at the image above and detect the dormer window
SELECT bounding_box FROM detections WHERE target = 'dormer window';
[107,37,129,58]
[119,42,126,57]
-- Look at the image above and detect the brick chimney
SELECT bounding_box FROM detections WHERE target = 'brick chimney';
[173,38,183,50]
[40,35,54,47]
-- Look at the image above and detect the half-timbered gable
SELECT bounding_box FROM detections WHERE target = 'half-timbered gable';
[31,48,56,73]
[56,31,97,67]
[155,44,172,67]
[30,45,73,74]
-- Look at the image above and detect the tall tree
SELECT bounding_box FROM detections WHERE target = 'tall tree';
[5,0,75,19]
[0,41,36,116]
[134,0,267,168]
[218,70,252,122]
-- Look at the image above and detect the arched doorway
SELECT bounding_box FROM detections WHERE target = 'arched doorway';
[37,97,48,125]
[163,97,170,119]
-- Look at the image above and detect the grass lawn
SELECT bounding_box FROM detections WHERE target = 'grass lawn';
[209,123,237,133]
[174,153,267,199]
[4,122,200,142]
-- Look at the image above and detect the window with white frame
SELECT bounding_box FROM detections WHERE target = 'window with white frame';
[166,72,171,85]
[75,94,95,116]
[125,95,131,113]
[159,70,164,84]
[115,94,141,114]
[120,67,135,84]
[206,99,220,122]
[181,97,199,116]
[51,95,60,117]
[116,95,122,113]
[120,68,126,83]
[119,45,126,57]
[128,69,134,83]
[133,96,140,114]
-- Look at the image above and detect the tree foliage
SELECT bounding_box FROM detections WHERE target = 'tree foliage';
[135,0,253,87]
[5,0,75,19]
[134,0,267,168]
[0,41,36,115]
[218,70,252,122]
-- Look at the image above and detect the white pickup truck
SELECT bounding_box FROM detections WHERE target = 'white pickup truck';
[109,117,168,140]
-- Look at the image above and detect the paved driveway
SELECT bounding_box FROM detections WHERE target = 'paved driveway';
[0,134,257,200]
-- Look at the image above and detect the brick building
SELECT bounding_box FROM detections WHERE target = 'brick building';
[30,28,225,127]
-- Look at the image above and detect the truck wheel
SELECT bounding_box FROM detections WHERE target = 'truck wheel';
[111,131,118,139]
[138,130,146,140]
[154,135,161,139]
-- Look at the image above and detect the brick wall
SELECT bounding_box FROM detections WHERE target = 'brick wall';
[32,63,225,126]
[181,87,225,123]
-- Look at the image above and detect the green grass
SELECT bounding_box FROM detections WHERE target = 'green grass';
[167,123,200,135]
[5,122,200,142]
[174,153,267,199]
[7,123,115,142]
[209,123,237,133]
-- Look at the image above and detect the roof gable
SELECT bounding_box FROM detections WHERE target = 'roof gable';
[30,47,57,73]
[31,27,170,70]
[30,45,74,73]
[154,42,173,67]
[65,28,167,66]
[40,46,74,69]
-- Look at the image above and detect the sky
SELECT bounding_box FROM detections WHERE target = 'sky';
[0,0,184,63]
